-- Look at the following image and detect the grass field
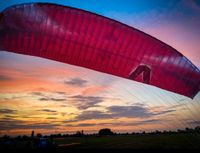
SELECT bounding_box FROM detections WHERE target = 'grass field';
[53,133,200,149]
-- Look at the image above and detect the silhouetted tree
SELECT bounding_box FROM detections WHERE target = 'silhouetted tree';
[74,131,84,137]
[17,135,22,140]
[195,126,200,133]
[31,130,34,138]
[99,128,113,135]
[36,133,42,138]
[22,135,29,140]
[155,130,162,134]
[57,133,62,137]
[131,132,136,135]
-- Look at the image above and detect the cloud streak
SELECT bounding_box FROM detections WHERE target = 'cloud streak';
[0,118,58,130]
[69,95,104,109]
[64,78,88,87]
[37,109,57,113]
[108,106,153,118]
[188,120,200,126]
[30,91,67,102]
[39,97,66,101]
[0,109,17,114]
[0,75,12,81]
[66,119,161,127]
[65,104,175,123]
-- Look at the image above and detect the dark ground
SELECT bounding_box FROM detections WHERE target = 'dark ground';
[0,132,200,150]
[53,133,200,149]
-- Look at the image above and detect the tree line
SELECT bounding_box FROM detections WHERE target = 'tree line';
[1,126,200,139]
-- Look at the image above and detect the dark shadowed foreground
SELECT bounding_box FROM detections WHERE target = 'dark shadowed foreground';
[54,133,200,149]
[0,128,200,150]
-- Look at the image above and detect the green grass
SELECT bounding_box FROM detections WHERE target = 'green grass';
[53,133,200,149]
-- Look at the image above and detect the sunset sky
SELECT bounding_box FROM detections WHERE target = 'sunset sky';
[0,0,200,136]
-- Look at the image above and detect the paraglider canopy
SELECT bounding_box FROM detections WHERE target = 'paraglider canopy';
[0,3,200,98]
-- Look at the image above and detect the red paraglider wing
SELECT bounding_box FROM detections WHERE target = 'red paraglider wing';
[0,3,200,98]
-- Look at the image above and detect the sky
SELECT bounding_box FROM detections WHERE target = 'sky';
[0,0,200,136]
